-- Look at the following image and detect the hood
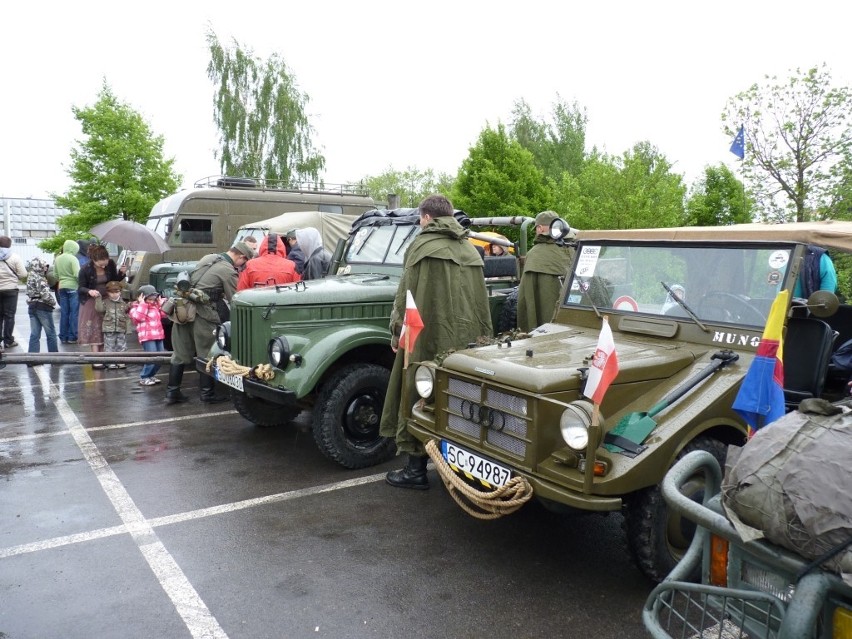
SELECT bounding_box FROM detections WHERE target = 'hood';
[259,234,287,257]
[28,257,49,272]
[295,228,323,258]
[233,273,401,307]
[63,239,80,255]
[441,329,698,395]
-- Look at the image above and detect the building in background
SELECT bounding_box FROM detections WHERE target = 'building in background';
[0,198,67,263]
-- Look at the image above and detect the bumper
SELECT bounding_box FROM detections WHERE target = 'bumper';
[195,357,297,406]
[406,412,622,513]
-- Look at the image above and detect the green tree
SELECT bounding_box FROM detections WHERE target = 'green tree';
[47,81,181,254]
[722,64,852,222]
[510,96,587,181]
[362,166,455,208]
[451,124,552,219]
[207,30,325,184]
[685,165,753,226]
[567,143,685,230]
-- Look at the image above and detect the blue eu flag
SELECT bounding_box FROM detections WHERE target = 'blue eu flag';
[730,125,745,160]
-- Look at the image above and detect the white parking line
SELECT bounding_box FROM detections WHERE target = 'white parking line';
[0,410,238,444]
[31,366,229,639]
[0,472,386,559]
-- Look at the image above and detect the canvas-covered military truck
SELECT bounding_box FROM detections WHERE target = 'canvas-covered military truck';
[404,221,852,583]
[120,176,376,297]
[196,209,538,470]
[147,210,358,298]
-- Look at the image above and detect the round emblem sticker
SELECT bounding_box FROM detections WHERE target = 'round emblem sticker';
[768,250,789,270]
[613,295,639,312]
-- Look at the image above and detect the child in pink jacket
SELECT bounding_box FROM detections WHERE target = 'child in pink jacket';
[129,285,167,386]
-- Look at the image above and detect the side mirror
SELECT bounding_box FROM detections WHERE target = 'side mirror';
[549,218,575,242]
[805,290,839,318]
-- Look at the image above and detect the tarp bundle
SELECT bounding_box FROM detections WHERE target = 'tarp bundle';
[721,399,852,586]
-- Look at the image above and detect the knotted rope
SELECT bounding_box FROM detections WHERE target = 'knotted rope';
[425,439,534,520]
[206,355,275,381]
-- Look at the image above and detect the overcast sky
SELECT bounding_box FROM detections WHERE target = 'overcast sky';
[4,0,851,203]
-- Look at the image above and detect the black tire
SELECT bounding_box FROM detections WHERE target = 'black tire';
[232,392,301,428]
[312,363,395,469]
[623,435,728,583]
[497,287,518,333]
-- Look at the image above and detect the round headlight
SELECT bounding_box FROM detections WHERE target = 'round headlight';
[267,336,291,369]
[216,321,231,351]
[560,400,594,451]
[414,365,435,399]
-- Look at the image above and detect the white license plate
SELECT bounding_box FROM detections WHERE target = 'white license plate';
[214,367,244,392]
[441,440,511,488]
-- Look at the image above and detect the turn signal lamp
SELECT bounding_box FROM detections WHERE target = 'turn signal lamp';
[708,534,728,587]
[833,605,852,639]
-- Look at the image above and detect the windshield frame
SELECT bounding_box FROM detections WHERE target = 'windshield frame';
[562,239,801,329]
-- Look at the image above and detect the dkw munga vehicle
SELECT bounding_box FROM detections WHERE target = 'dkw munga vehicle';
[405,221,852,582]
[197,209,535,469]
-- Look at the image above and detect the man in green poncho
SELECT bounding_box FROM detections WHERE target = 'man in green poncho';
[516,210,575,332]
[380,195,493,490]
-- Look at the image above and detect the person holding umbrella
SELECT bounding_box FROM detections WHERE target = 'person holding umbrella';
[77,244,126,368]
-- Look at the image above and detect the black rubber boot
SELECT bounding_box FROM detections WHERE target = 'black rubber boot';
[200,374,230,404]
[385,454,429,490]
[165,364,188,405]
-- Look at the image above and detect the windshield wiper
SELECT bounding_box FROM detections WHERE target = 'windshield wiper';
[395,226,418,255]
[661,281,709,332]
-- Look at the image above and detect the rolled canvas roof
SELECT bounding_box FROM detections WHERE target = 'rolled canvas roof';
[577,221,852,252]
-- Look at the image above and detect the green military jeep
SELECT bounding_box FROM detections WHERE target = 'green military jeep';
[197,209,535,470]
[405,221,852,583]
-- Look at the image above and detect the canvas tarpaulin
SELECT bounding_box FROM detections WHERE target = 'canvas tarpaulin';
[721,399,852,585]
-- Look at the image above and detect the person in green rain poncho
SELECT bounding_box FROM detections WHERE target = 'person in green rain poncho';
[516,210,574,332]
[380,195,492,490]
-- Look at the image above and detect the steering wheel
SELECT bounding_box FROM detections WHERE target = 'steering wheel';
[696,291,766,325]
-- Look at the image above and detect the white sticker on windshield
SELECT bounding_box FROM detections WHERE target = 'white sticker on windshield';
[768,250,789,270]
[575,246,602,277]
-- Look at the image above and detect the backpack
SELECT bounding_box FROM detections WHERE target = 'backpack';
[830,338,852,371]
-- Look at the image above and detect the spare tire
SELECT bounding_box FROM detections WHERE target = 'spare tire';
[496,288,518,333]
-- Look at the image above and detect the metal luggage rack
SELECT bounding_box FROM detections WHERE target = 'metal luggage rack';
[193,175,370,196]
[646,580,785,639]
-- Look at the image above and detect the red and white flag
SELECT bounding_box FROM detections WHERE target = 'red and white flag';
[399,290,424,353]
[584,316,619,404]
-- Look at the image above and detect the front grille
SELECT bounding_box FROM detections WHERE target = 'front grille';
[444,376,529,459]
[232,305,253,361]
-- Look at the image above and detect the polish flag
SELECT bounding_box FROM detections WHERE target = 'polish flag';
[400,290,424,353]
[584,317,619,404]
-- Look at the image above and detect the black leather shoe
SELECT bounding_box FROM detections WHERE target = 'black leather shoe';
[386,455,429,490]
[200,393,230,404]
[165,389,188,405]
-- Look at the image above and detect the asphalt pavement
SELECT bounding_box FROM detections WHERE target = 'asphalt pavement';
[0,290,653,638]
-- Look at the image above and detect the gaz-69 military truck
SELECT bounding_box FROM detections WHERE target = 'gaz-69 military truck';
[404,221,852,583]
[196,209,536,470]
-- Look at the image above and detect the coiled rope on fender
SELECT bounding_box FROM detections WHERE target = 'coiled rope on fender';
[206,355,275,381]
[425,439,533,520]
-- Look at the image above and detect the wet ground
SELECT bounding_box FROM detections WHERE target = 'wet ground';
[0,291,653,638]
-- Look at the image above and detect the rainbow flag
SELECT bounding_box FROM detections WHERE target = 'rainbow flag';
[732,290,789,437]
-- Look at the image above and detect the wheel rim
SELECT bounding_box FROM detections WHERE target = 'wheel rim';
[665,475,704,556]
[341,387,384,447]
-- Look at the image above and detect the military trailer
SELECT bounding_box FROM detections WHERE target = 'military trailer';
[196,209,536,470]
[644,446,852,639]
[404,221,852,583]
[121,176,376,297]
